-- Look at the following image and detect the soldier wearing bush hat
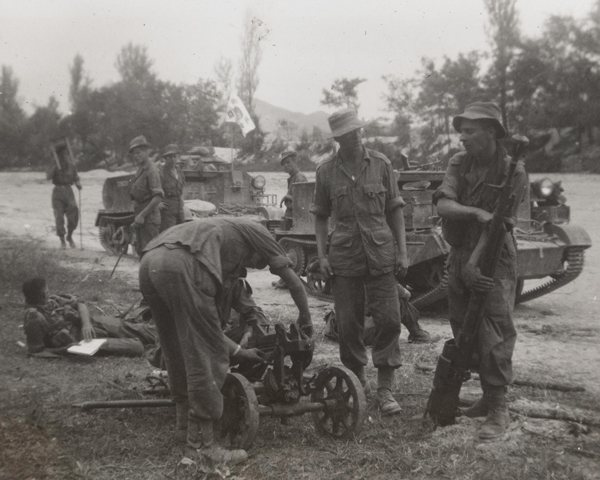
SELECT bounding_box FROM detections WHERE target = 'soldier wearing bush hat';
[310,108,408,416]
[159,144,185,232]
[432,101,528,440]
[128,135,164,255]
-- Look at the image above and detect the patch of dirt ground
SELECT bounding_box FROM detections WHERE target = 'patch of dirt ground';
[0,170,599,479]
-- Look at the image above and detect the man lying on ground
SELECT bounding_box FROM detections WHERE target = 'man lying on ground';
[22,277,156,357]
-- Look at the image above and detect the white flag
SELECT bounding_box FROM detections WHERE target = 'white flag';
[226,93,256,136]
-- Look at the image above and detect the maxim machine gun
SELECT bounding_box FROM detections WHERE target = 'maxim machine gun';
[95,147,279,255]
[73,322,367,448]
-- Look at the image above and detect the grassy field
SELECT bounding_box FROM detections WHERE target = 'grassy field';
[1,232,599,480]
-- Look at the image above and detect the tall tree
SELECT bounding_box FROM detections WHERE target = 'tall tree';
[0,66,26,167]
[321,77,366,111]
[23,96,61,167]
[484,0,521,130]
[69,54,91,109]
[236,11,264,112]
[115,43,155,86]
[214,56,233,105]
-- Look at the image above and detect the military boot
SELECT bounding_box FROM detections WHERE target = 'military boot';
[460,392,490,418]
[174,401,189,445]
[401,306,440,343]
[198,419,247,466]
[66,233,76,248]
[407,327,440,344]
[59,236,67,249]
[479,387,509,440]
[376,368,401,416]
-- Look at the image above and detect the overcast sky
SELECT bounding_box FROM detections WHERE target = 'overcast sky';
[0,0,596,121]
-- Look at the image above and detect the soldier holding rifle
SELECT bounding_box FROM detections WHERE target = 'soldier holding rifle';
[432,102,528,439]
[47,139,81,249]
[128,135,164,255]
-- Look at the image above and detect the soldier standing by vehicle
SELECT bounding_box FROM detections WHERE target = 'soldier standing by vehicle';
[279,150,308,219]
[159,144,185,232]
[128,135,164,255]
[47,141,81,249]
[432,102,528,439]
[310,108,408,416]
[273,150,309,289]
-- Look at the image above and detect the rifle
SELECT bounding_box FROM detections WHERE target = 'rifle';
[424,135,529,427]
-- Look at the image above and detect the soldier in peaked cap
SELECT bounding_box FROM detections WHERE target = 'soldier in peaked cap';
[432,101,528,439]
[128,135,164,255]
[159,144,185,232]
[310,108,408,416]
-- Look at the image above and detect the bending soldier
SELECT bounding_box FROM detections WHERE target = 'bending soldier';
[139,217,312,465]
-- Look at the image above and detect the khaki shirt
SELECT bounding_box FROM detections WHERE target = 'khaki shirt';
[143,217,293,290]
[432,147,528,253]
[160,164,185,198]
[310,147,405,277]
[130,159,164,205]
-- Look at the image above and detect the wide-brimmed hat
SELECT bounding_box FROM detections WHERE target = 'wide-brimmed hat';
[452,102,506,139]
[129,135,150,152]
[328,108,368,138]
[279,150,297,165]
[162,144,179,157]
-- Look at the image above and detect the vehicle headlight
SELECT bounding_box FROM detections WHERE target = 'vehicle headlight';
[252,175,266,189]
[532,178,554,198]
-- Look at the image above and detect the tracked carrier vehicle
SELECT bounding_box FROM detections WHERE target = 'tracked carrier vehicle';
[273,172,591,310]
[95,149,278,255]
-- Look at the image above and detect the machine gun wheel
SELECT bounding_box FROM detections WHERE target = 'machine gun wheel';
[218,373,259,450]
[310,366,366,439]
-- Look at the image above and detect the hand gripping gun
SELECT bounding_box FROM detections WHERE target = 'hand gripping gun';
[424,135,529,427]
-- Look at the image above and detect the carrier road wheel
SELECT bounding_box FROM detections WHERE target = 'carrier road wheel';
[218,373,259,450]
[98,218,120,255]
[311,366,366,439]
[278,238,307,275]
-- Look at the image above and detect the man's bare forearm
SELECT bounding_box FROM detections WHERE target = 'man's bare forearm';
[138,195,163,220]
[278,267,311,326]
[78,303,93,329]
[315,216,329,260]
[437,198,486,221]
[388,206,407,258]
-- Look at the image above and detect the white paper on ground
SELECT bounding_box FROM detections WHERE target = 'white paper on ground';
[67,338,107,356]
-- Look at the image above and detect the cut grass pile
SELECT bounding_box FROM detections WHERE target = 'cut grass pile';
[0,231,599,480]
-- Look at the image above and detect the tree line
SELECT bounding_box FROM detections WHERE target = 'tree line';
[2,1,600,172]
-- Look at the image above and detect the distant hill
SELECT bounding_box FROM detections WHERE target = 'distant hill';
[254,98,330,137]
